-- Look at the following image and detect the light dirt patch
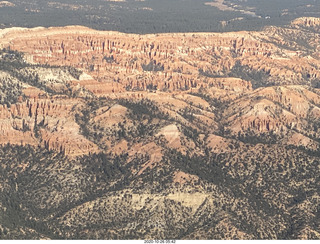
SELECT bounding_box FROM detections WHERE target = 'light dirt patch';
[173,171,199,185]
[206,134,235,153]
[94,104,128,125]
[157,124,180,145]
[205,0,234,11]
[286,132,318,150]
[0,1,15,7]
[22,87,46,98]
[79,72,93,81]
[167,192,208,210]
[205,0,259,17]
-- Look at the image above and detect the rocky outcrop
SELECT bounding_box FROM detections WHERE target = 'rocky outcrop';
[291,17,320,28]
[0,98,99,156]
[2,20,320,93]
[1,19,320,156]
[225,98,298,134]
[255,86,320,118]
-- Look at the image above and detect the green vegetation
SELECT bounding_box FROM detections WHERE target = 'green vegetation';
[0,0,319,34]
[0,48,85,100]
[142,60,164,72]
[0,132,319,239]
[199,61,272,89]
[0,145,131,239]
[228,61,272,89]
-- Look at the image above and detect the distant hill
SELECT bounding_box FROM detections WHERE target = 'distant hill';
[0,0,320,33]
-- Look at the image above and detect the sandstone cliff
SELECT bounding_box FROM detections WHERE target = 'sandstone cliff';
[0,98,99,156]
[1,20,319,94]
[0,18,320,157]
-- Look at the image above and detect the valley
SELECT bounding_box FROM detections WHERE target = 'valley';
[0,17,319,239]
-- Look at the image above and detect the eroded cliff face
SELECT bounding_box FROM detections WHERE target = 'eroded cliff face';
[0,98,98,156]
[291,17,320,28]
[0,18,320,157]
[2,20,320,93]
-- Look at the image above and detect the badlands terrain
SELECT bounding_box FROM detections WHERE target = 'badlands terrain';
[0,17,319,239]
